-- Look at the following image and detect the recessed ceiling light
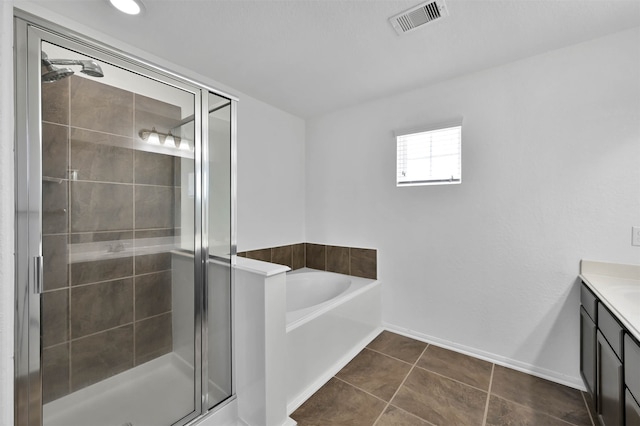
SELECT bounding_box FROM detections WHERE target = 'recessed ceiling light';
[109,0,144,15]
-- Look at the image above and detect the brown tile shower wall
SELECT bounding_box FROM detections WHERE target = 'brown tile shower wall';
[41,76,180,403]
[239,243,377,279]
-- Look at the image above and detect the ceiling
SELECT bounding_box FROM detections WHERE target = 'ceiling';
[19,0,640,118]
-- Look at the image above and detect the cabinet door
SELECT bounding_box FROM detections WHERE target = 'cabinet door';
[626,389,640,426]
[581,283,597,321]
[581,307,597,397]
[597,331,623,426]
[625,334,640,402]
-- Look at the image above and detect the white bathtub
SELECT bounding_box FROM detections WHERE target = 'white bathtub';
[285,268,382,413]
[286,271,351,313]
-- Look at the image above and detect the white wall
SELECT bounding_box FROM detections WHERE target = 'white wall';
[306,27,640,387]
[0,3,306,423]
[236,96,306,251]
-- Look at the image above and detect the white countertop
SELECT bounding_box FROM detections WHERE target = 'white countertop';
[580,260,640,342]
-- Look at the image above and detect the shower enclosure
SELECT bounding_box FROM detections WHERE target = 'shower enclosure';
[14,12,236,426]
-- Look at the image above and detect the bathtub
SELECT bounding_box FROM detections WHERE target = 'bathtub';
[285,268,382,413]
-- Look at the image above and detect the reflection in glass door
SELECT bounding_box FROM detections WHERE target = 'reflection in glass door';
[15,16,237,426]
[38,40,199,426]
[206,92,233,409]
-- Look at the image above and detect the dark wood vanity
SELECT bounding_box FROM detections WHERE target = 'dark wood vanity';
[580,277,640,426]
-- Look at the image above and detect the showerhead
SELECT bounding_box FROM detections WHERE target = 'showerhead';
[76,60,104,78]
[41,52,74,83]
[41,51,104,82]
[41,66,75,83]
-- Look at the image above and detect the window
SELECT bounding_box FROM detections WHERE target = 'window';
[396,120,462,186]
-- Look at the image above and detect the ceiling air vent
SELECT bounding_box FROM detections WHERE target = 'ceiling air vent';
[389,0,449,35]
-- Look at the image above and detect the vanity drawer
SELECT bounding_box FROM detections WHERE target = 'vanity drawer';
[581,283,597,321]
[625,334,640,399]
[598,304,624,359]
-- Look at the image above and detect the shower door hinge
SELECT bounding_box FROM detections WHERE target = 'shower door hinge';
[34,256,43,295]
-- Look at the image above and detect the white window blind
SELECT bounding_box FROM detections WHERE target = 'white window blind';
[396,123,462,186]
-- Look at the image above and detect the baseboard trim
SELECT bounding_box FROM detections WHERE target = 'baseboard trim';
[383,322,586,391]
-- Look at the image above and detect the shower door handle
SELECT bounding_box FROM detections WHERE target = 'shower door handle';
[34,256,43,295]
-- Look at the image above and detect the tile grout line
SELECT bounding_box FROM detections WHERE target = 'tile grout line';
[365,347,416,367]
[489,393,588,426]
[332,376,388,405]
[372,344,430,426]
[378,402,438,426]
[408,361,493,394]
[66,76,73,396]
[481,363,495,426]
[70,268,170,290]
[368,343,496,407]
[63,309,172,346]
[132,93,137,367]
[324,244,327,271]
[67,76,73,395]
[65,178,175,187]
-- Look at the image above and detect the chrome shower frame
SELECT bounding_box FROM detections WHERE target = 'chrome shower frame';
[14,9,238,426]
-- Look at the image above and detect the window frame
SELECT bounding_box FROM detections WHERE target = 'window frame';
[395,118,463,187]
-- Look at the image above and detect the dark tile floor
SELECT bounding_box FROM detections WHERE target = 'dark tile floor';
[291,331,596,426]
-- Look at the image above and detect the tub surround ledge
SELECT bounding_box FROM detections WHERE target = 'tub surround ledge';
[235,257,290,277]
[234,257,293,426]
[580,260,640,341]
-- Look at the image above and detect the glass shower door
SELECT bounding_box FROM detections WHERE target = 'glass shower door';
[37,39,199,426]
[16,16,236,426]
[205,92,233,409]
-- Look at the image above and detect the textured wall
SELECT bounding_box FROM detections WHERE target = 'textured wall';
[305,27,640,387]
[236,96,306,251]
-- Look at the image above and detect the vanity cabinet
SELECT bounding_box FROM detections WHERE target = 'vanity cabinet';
[580,282,640,426]
[626,335,640,426]
[626,389,640,426]
[597,330,624,426]
[581,286,597,396]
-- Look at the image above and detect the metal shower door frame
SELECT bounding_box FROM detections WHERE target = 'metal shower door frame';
[14,10,237,426]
